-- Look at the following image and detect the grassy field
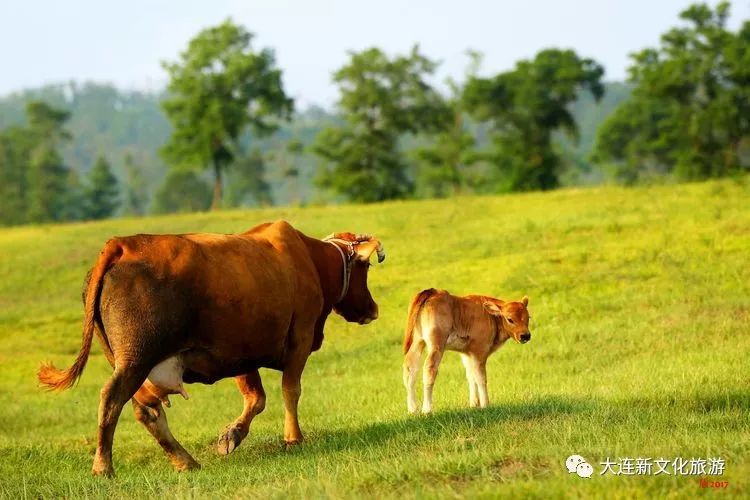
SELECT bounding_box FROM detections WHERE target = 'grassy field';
[0,179,748,498]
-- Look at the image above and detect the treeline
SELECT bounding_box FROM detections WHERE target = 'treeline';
[0,1,747,226]
[0,102,121,224]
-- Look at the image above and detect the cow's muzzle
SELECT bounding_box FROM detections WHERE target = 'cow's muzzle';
[520,332,531,343]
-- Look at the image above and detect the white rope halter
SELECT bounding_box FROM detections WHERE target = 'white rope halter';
[322,237,356,304]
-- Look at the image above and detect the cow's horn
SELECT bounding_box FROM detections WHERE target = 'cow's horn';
[359,234,385,263]
[354,237,386,263]
[375,239,385,263]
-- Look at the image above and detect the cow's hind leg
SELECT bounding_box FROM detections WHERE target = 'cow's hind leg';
[92,366,149,477]
[218,370,266,455]
[132,386,200,471]
[403,339,424,414]
[421,341,445,414]
[460,354,480,408]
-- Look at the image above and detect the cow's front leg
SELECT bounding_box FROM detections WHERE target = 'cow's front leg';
[281,354,308,444]
[218,370,266,455]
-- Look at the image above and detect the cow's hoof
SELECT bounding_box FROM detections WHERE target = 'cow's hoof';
[284,438,303,447]
[176,459,201,472]
[91,464,114,478]
[217,426,243,456]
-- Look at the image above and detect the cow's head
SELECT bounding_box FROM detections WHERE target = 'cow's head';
[483,296,531,343]
[324,232,384,325]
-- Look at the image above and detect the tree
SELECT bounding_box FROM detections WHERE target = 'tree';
[413,51,483,197]
[313,46,451,202]
[123,153,149,216]
[0,126,32,225]
[226,148,272,207]
[592,2,750,182]
[463,49,604,191]
[24,101,74,222]
[161,19,294,210]
[284,138,304,204]
[84,155,119,220]
[152,169,212,214]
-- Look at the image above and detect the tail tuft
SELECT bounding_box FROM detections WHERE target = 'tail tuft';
[38,362,81,391]
[37,239,120,393]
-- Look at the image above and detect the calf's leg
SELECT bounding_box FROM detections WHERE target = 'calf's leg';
[421,346,444,414]
[471,357,489,408]
[460,354,480,407]
[218,370,266,455]
[132,386,200,471]
[403,340,424,414]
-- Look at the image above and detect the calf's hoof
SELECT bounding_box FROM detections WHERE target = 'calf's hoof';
[217,425,245,456]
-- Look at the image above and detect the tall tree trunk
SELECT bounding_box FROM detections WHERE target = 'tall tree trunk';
[211,159,222,210]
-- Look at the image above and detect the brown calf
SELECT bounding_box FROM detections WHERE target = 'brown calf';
[402,289,531,413]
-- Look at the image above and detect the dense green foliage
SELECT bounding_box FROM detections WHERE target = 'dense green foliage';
[593,1,750,183]
[0,101,74,224]
[0,81,630,224]
[412,52,483,197]
[122,153,149,216]
[152,169,212,214]
[313,46,450,202]
[161,19,294,209]
[0,178,748,497]
[83,156,120,220]
[463,49,604,191]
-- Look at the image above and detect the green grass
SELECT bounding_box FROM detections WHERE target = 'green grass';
[1,179,749,499]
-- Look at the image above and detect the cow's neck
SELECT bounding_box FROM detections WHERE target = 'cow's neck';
[304,237,348,310]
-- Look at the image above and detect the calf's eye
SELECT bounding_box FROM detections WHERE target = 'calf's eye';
[507,318,515,324]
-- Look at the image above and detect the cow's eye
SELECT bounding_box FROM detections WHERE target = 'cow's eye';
[507,318,515,324]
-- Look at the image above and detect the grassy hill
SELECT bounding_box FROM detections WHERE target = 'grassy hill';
[0,178,748,498]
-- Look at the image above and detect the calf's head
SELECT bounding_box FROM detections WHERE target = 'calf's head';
[326,233,385,325]
[484,296,531,343]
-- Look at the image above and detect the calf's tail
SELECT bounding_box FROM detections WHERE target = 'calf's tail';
[38,240,122,391]
[403,288,437,354]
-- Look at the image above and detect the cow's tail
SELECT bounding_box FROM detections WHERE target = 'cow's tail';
[403,288,437,354]
[38,240,122,391]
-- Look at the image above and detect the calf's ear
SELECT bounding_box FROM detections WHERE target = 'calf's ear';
[483,301,502,315]
[521,296,529,306]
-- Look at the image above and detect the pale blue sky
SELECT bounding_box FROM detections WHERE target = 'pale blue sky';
[0,0,747,107]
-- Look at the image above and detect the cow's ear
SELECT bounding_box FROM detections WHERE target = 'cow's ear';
[355,238,385,263]
[521,296,529,306]
[483,301,502,316]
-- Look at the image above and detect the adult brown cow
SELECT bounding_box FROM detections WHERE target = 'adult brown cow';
[38,221,385,477]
